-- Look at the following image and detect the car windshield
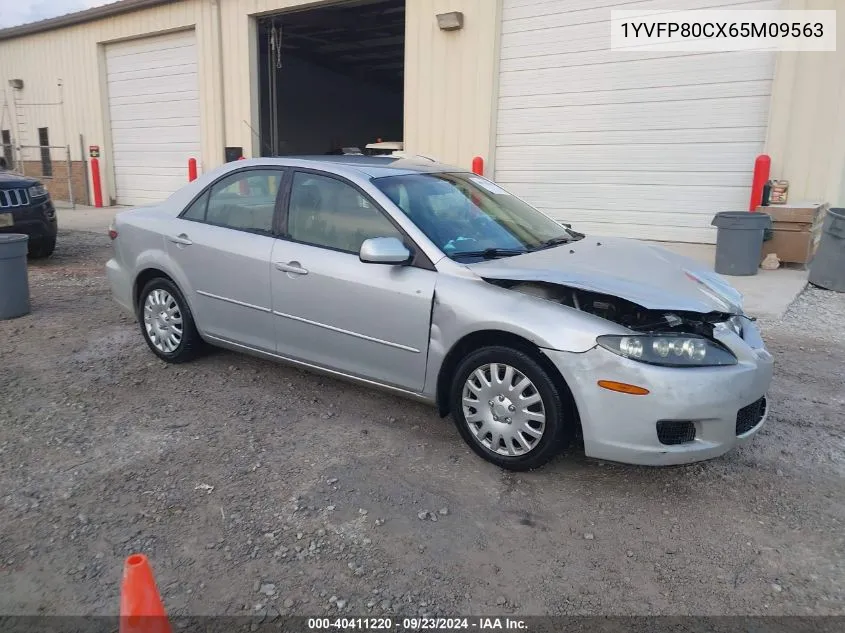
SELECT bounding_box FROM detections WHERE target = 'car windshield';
[372,172,578,259]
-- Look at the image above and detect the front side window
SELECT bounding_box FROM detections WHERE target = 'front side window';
[287,172,402,253]
[372,172,577,259]
[193,169,282,234]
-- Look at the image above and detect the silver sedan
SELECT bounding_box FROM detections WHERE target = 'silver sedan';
[106,156,772,470]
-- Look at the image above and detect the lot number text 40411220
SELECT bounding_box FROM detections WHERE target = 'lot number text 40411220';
[306,617,529,631]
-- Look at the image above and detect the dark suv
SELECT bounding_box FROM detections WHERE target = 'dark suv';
[0,165,58,258]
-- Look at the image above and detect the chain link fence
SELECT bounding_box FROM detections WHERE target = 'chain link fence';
[2,143,79,208]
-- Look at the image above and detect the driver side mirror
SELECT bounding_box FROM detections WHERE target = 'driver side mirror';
[359,237,412,265]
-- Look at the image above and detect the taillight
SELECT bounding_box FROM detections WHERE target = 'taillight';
[108,225,118,240]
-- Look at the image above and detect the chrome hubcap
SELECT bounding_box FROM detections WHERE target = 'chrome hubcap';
[143,289,183,353]
[462,363,546,456]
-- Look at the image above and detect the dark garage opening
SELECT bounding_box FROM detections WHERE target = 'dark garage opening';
[257,0,405,157]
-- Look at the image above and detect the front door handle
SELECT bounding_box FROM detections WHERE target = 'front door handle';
[168,234,193,246]
[274,261,309,275]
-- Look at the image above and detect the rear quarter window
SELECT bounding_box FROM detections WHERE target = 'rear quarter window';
[182,191,209,221]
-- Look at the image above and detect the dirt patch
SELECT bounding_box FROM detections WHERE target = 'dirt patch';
[0,230,843,616]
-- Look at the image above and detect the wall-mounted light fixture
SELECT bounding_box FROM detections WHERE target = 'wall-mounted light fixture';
[8,79,24,90]
[436,12,464,31]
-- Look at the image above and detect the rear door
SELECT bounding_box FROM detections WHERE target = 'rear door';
[270,170,436,391]
[165,168,284,352]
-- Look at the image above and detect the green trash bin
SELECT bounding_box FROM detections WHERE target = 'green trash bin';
[809,208,845,292]
[711,211,773,276]
[0,233,31,320]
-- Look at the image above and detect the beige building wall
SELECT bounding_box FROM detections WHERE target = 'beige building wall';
[216,0,327,160]
[0,0,222,205]
[403,0,501,172]
[217,0,502,171]
[0,0,502,204]
[3,0,842,210]
[766,0,845,206]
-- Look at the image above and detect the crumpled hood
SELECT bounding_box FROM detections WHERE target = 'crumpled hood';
[466,236,743,314]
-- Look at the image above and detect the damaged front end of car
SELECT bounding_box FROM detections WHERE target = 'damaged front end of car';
[486,279,744,339]
[479,275,757,369]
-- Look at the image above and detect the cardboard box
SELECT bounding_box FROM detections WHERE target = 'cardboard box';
[756,201,827,265]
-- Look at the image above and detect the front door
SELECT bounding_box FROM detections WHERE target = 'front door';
[270,170,436,392]
[166,168,284,352]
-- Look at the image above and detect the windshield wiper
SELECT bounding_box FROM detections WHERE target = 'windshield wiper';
[532,236,572,251]
[451,248,526,260]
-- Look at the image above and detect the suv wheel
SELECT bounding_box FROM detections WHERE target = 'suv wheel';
[450,346,573,471]
[138,278,202,363]
[28,236,56,259]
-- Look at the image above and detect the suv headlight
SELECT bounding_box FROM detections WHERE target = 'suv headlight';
[596,334,737,367]
[28,184,49,198]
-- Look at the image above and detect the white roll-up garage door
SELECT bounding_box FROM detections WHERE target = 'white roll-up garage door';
[106,30,200,206]
[495,0,777,243]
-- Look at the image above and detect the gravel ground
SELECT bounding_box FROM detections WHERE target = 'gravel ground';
[1,230,843,617]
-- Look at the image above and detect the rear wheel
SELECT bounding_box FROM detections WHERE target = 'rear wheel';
[28,235,56,259]
[450,346,573,471]
[138,278,203,363]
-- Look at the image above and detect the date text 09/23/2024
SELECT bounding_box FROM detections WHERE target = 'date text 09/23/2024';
[307,617,528,630]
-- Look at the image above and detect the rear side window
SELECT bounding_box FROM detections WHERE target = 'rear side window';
[206,170,282,234]
[180,169,283,235]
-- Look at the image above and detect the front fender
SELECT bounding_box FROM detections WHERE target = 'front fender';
[422,274,628,397]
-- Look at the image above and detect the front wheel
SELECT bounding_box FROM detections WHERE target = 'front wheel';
[138,278,203,363]
[450,346,573,471]
[28,235,56,259]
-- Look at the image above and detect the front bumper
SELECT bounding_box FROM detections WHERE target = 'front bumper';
[0,199,57,240]
[544,326,773,465]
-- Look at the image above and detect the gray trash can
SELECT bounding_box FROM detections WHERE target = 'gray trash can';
[809,208,845,292]
[711,211,773,276]
[0,234,31,320]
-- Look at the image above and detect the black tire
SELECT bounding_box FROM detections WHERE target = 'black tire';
[28,235,56,259]
[450,346,573,471]
[137,277,203,363]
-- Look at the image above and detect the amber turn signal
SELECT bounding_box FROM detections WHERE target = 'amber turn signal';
[597,380,650,395]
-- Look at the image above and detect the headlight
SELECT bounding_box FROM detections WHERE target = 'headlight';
[28,184,48,198]
[596,334,737,367]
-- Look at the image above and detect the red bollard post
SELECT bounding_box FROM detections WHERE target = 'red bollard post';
[749,154,771,211]
[187,158,197,182]
[91,157,103,208]
[471,156,484,176]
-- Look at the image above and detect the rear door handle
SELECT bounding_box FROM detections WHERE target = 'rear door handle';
[274,261,309,275]
[168,234,193,246]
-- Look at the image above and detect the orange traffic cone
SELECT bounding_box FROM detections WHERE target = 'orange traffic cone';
[120,554,172,633]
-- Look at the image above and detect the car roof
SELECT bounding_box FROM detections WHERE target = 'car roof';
[238,155,467,179]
